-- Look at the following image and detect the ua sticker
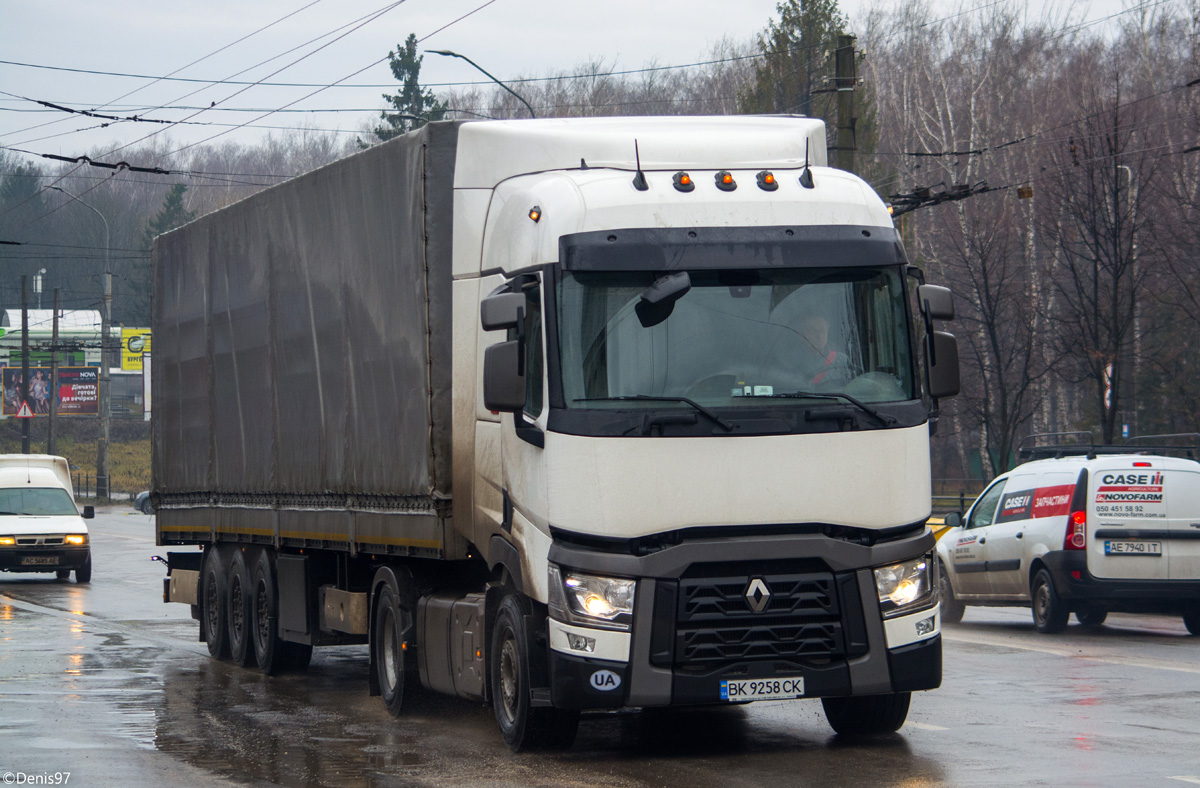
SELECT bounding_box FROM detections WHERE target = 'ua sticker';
[589,670,621,691]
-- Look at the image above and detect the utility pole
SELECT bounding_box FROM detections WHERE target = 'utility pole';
[20,276,30,454]
[98,272,111,499]
[834,34,858,175]
[48,288,60,456]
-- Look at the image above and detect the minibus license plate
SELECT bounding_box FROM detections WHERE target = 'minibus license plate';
[721,677,804,702]
[21,556,59,565]
[1105,541,1161,556]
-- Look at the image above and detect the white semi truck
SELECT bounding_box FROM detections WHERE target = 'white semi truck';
[154,116,960,750]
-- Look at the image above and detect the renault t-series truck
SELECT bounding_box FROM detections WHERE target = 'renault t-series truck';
[154,117,960,751]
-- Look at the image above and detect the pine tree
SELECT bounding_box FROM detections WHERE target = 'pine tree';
[372,34,448,143]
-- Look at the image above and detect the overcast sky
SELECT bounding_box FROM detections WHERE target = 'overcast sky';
[0,0,1151,163]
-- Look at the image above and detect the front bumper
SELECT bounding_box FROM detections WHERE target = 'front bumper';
[546,530,941,710]
[1042,550,1200,613]
[0,546,90,572]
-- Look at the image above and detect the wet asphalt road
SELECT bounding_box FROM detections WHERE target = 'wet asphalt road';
[2,510,1199,788]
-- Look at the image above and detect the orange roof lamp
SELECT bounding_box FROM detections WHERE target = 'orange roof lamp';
[673,171,695,193]
[529,206,541,223]
[756,171,778,192]
[715,171,737,192]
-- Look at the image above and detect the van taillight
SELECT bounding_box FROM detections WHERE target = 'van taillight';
[1064,510,1087,550]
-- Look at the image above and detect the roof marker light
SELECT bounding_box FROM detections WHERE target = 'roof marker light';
[529,206,541,223]
[673,171,695,192]
[1133,461,1152,467]
[715,171,737,192]
[756,170,779,191]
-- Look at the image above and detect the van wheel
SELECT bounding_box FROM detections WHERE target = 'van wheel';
[56,569,71,581]
[1075,608,1107,627]
[74,555,92,584]
[202,547,231,659]
[821,692,911,735]
[227,548,255,666]
[938,560,964,624]
[491,594,580,751]
[1031,569,1068,633]
[1183,610,1200,636]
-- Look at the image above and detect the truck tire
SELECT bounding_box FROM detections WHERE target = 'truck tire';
[490,594,580,751]
[1075,608,1107,627]
[250,549,309,675]
[1031,569,1068,633]
[227,548,255,666]
[1183,610,1200,636]
[821,692,911,735]
[374,581,411,716]
[202,546,231,659]
[938,560,964,624]
[74,554,92,584]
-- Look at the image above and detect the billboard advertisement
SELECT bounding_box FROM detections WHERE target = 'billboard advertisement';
[2,366,99,416]
[122,328,152,371]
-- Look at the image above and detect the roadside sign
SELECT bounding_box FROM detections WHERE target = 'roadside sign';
[15,401,33,418]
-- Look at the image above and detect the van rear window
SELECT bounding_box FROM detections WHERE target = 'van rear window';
[0,488,79,516]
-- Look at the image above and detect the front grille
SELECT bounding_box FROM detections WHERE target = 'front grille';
[14,535,65,546]
[675,571,846,668]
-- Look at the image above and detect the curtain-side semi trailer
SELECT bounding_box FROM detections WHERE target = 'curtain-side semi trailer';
[154,117,961,751]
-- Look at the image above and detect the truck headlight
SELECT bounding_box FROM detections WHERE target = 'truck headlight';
[874,554,935,618]
[548,564,636,631]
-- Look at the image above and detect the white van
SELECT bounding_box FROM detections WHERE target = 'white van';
[0,454,94,582]
[936,436,1200,634]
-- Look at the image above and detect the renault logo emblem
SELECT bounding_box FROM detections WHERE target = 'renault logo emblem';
[745,578,771,613]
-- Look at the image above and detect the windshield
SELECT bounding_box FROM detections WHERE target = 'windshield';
[557,267,915,409]
[0,487,79,516]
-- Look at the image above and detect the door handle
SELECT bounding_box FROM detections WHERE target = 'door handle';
[1016,532,1024,539]
[978,536,986,544]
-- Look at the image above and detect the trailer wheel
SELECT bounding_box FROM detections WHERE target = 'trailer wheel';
[1031,569,1068,633]
[250,549,309,675]
[491,594,580,752]
[821,692,911,735]
[227,548,255,666]
[374,582,411,715]
[202,546,230,659]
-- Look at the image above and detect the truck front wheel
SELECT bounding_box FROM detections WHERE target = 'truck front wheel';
[490,594,579,752]
[374,582,410,715]
[821,692,911,735]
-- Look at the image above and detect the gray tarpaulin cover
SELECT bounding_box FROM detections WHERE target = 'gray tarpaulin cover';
[152,122,459,547]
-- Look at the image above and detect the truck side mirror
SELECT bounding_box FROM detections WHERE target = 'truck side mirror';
[483,340,526,412]
[481,292,525,331]
[917,284,955,320]
[926,330,960,399]
[82,505,95,519]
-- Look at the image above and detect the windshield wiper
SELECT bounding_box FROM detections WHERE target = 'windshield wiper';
[574,395,736,432]
[769,391,897,426]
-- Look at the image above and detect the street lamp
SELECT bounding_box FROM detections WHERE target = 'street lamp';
[426,49,536,119]
[47,185,112,500]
